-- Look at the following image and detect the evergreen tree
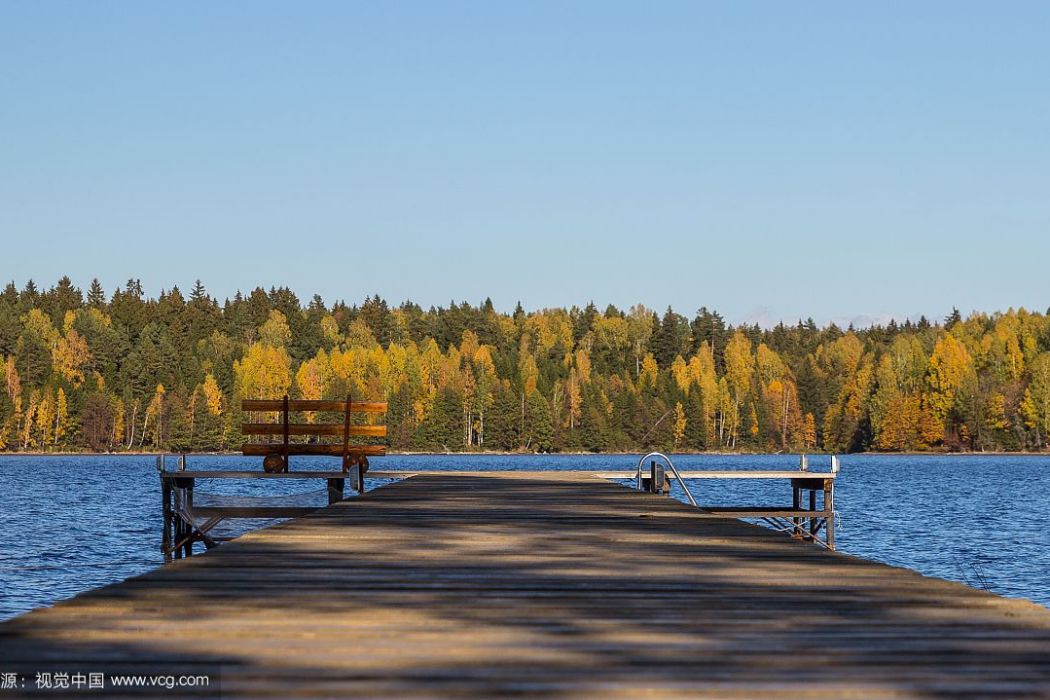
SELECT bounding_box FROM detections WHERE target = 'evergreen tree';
[87,279,106,308]
[684,388,706,450]
[487,384,522,451]
[20,279,40,309]
[652,307,689,369]
[573,302,598,343]
[355,294,389,346]
[945,307,962,330]
[690,307,727,372]
[523,391,553,452]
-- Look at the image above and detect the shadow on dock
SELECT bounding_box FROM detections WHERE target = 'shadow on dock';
[2,473,1049,698]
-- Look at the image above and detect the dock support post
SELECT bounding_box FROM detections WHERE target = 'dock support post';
[641,460,666,494]
[808,488,817,541]
[791,484,800,539]
[652,461,666,495]
[171,476,196,558]
[281,395,290,472]
[824,478,835,550]
[347,463,363,494]
[161,474,172,560]
[183,478,195,557]
[327,478,345,505]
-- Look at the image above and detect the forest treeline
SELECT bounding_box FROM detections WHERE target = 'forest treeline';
[2,277,1050,455]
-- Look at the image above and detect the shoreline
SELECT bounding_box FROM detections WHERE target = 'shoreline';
[2,450,1050,458]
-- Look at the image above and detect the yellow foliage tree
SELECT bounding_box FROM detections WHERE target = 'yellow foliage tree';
[723,331,754,447]
[671,355,690,394]
[763,378,803,449]
[638,353,659,390]
[21,390,38,450]
[690,344,719,447]
[822,354,874,453]
[143,384,166,447]
[258,310,292,348]
[234,344,292,402]
[296,356,325,406]
[320,315,342,346]
[754,343,785,387]
[801,413,817,450]
[925,333,977,439]
[36,389,54,448]
[344,319,379,349]
[52,329,91,387]
[201,373,223,416]
[673,401,687,448]
[1021,353,1050,445]
[55,387,68,446]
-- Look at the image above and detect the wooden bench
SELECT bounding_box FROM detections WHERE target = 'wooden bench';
[241,396,387,485]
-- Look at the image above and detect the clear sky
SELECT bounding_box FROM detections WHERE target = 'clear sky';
[1,2,1048,327]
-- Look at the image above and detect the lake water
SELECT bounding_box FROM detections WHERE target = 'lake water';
[1,453,1047,621]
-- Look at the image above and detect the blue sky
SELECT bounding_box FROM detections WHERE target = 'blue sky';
[1,2,1047,326]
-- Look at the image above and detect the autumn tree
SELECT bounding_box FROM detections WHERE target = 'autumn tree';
[925,333,977,445]
[1022,353,1050,447]
[723,331,754,448]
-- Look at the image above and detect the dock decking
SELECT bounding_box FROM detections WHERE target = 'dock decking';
[2,471,1050,698]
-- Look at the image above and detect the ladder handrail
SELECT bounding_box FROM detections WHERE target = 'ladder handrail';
[634,452,698,507]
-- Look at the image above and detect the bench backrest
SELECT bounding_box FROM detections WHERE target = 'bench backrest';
[241,396,387,472]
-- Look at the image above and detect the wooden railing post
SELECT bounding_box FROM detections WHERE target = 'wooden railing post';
[792,484,801,539]
[327,478,345,505]
[282,394,290,472]
[160,469,172,560]
[808,488,817,541]
[824,478,835,550]
[184,478,195,557]
[341,393,352,474]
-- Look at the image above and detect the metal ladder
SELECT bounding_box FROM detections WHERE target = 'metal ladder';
[633,452,698,507]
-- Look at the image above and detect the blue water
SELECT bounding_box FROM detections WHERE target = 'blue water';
[0,453,1047,620]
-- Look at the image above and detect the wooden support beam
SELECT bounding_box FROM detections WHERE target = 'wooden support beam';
[327,478,345,505]
[161,470,381,479]
[160,474,172,560]
[825,479,836,550]
[191,506,321,519]
[808,488,817,541]
[242,399,387,413]
[594,471,836,480]
[792,485,801,540]
[241,423,387,437]
[183,480,195,557]
[281,395,290,472]
[242,444,386,457]
[341,393,352,474]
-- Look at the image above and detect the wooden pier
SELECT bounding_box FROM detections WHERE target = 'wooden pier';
[2,471,1050,698]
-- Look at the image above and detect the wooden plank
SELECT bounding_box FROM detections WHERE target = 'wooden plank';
[241,423,387,437]
[595,470,836,479]
[160,470,408,479]
[163,469,829,479]
[241,443,386,457]
[696,510,832,518]
[3,471,1049,699]
[192,506,320,518]
[242,399,387,413]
